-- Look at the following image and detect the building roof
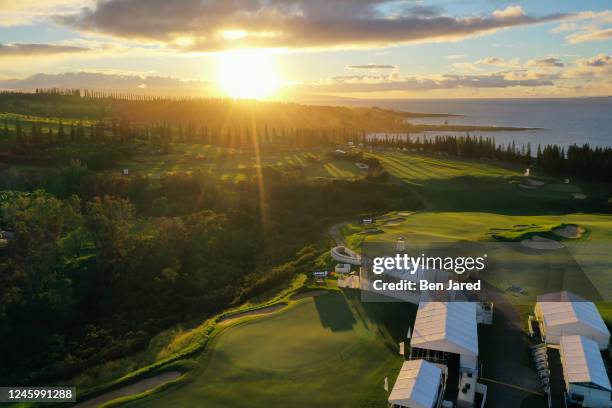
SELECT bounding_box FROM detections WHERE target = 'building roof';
[411,302,478,357]
[388,359,442,408]
[536,293,609,338]
[560,335,612,391]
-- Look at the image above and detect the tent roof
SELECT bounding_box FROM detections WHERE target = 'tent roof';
[411,302,478,356]
[560,335,611,391]
[388,359,442,408]
[537,295,609,338]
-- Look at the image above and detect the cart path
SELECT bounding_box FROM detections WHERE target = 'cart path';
[74,371,181,408]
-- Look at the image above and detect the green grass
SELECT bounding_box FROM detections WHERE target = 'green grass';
[370,151,610,214]
[117,145,362,181]
[125,291,414,408]
[369,151,520,181]
[345,210,612,319]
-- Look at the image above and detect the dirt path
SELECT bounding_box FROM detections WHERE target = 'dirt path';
[74,371,181,407]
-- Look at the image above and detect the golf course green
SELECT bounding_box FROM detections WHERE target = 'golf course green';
[126,291,415,408]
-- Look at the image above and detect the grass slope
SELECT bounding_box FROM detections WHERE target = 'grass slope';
[118,145,362,181]
[370,151,610,213]
[126,291,414,408]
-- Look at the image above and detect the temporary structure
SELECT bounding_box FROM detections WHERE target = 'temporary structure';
[411,302,479,370]
[388,359,443,408]
[535,292,610,350]
[560,335,611,407]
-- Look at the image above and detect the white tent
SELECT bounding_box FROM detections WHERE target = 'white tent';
[411,302,478,370]
[388,359,443,408]
[560,335,612,407]
[535,292,610,350]
[561,335,611,390]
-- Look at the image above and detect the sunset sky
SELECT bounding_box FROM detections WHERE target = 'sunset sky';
[0,0,611,99]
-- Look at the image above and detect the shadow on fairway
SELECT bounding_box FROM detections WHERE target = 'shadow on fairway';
[342,289,418,343]
[313,292,357,331]
[410,176,607,214]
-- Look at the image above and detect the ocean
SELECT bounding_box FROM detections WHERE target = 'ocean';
[347,97,612,150]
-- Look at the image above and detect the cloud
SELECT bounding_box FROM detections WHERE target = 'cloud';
[551,9,612,44]
[577,53,611,68]
[560,54,612,80]
[0,0,88,26]
[475,57,520,67]
[492,5,525,19]
[444,54,466,60]
[309,71,553,93]
[0,43,90,57]
[527,57,564,68]
[53,1,570,51]
[567,27,612,44]
[0,71,211,96]
[347,64,396,69]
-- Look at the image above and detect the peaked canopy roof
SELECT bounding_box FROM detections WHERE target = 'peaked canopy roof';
[537,292,609,337]
[560,335,612,391]
[411,302,478,356]
[388,359,442,408]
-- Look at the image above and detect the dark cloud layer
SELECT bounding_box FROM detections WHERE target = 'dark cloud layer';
[0,43,89,57]
[528,57,564,68]
[54,1,569,50]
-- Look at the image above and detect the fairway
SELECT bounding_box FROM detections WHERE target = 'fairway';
[116,144,362,181]
[369,151,519,181]
[369,151,609,213]
[345,211,612,314]
[126,291,414,408]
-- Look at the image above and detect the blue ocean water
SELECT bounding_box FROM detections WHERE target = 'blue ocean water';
[351,97,612,149]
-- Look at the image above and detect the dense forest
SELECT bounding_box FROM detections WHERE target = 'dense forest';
[0,92,422,386]
[0,90,413,132]
[1,91,610,386]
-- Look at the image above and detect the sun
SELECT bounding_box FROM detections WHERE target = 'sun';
[216,49,280,99]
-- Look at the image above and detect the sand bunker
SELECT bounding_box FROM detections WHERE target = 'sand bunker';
[521,235,565,250]
[518,184,537,189]
[398,211,414,217]
[553,225,585,239]
[573,193,587,200]
[219,303,287,325]
[75,371,182,407]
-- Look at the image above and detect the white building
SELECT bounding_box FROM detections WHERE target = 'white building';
[334,263,351,274]
[411,302,479,370]
[389,359,444,408]
[330,246,361,266]
[535,292,610,350]
[560,335,612,408]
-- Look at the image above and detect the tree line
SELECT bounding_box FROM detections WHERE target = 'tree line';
[363,133,612,182]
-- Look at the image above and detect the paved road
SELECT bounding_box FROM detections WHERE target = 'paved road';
[479,284,546,408]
